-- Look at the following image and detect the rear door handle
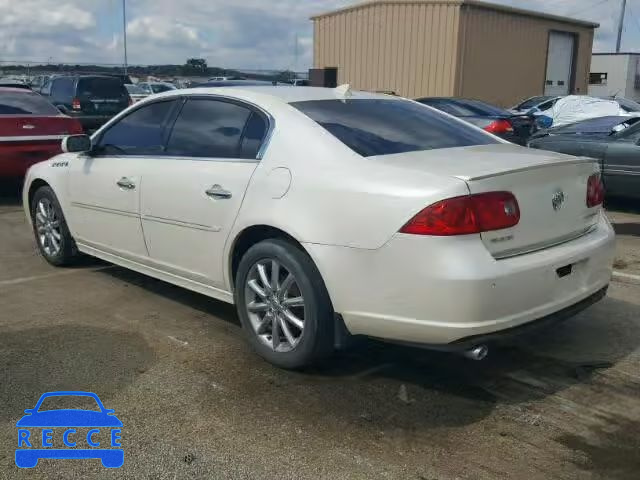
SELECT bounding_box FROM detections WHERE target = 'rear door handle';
[116,177,136,190]
[205,185,232,200]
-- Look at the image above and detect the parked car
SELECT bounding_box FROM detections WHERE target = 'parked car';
[0,80,31,90]
[125,84,149,103]
[39,75,131,132]
[28,75,51,91]
[528,115,640,199]
[0,87,83,178]
[137,82,177,95]
[23,86,614,369]
[603,96,640,113]
[416,97,536,145]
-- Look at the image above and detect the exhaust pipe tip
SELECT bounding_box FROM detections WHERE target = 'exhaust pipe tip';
[463,345,489,361]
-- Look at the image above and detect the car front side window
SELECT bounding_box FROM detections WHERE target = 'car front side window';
[165,98,267,159]
[95,100,177,156]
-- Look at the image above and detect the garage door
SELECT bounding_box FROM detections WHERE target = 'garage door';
[545,32,576,96]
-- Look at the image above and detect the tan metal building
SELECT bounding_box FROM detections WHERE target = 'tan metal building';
[312,0,598,107]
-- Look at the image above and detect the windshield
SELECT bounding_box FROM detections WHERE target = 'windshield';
[151,84,175,93]
[126,84,147,95]
[291,99,498,157]
[516,96,554,110]
[37,395,101,412]
[0,92,60,115]
[77,77,128,98]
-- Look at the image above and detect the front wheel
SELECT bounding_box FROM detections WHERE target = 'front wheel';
[235,239,334,369]
[31,186,78,266]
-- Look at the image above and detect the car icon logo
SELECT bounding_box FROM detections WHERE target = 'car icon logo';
[552,190,565,211]
[15,391,123,469]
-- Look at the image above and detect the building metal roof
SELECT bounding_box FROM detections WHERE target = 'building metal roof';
[311,0,599,29]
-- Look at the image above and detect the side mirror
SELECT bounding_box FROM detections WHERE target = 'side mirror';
[62,134,92,154]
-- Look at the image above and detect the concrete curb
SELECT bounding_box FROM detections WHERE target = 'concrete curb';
[612,271,640,287]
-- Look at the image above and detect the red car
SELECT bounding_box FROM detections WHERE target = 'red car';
[0,87,83,178]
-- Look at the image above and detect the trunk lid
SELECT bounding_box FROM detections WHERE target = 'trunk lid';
[373,144,600,258]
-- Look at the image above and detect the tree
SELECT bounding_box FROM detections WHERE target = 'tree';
[183,58,208,76]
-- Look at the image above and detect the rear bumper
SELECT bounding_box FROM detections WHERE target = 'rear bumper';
[305,213,615,346]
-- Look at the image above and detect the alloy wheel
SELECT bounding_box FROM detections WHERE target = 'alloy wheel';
[244,259,306,353]
[34,198,62,257]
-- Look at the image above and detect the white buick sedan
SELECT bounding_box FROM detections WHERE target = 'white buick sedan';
[23,86,615,369]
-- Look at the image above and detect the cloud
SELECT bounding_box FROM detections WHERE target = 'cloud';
[0,0,636,69]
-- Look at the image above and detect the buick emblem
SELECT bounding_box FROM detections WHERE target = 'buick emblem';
[552,190,566,211]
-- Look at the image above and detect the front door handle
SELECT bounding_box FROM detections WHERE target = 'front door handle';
[116,177,136,190]
[205,185,232,200]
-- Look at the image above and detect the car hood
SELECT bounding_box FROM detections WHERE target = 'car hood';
[16,410,123,427]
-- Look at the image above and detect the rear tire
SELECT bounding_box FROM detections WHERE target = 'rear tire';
[235,239,334,369]
[31,186,78,267]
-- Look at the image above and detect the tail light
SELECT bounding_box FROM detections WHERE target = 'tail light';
[69,119,84,135]
[484,119,514,134]
[71,98,81,110]
[586,174,605,208]
[400,192,520,236]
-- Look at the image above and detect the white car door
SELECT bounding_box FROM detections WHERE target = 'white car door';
[139,97,270,290]
[67,99,180,261]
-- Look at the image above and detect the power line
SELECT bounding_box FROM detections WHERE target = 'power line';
[567,0,611,18]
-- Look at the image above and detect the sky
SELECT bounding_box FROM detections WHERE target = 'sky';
[0,0,636,70]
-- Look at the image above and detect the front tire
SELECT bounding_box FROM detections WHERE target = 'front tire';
[235,239,334,369]
[31,186,78,266]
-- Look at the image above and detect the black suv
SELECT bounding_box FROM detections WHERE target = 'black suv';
[40,75,131,131]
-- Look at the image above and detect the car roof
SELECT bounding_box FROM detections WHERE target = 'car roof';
[156,86,388,105]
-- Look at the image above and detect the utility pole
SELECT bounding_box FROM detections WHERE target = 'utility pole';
[616,0,627,53]
[122,0,129,75]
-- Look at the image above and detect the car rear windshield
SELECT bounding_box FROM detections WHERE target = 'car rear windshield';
[77,77,128,98]
[290,99,498,157]
[0,92,60,115]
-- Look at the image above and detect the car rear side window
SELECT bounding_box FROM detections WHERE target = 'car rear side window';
[0,92,60,115]
[97,100,177,155]
[291,99,498,157]
[166,99,260,159]
[77,77,127,98]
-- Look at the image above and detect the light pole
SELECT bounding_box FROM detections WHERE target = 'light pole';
[122,0,129,75]
[616,0,627,53]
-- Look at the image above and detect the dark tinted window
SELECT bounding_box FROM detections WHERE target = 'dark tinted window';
[166,99,254,158]
[150,84,174,94]
[77,77,127,98]
[0,92,60,115]
[51,78,74,101]
[97,100,176,155]
[240,112,269,158]
[419,99,508,117]
[291,99,497,157]
[517,96,555,110]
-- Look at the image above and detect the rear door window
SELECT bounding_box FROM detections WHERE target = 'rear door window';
[96,100,177,155]
[0,92,60,115]
[291,99,498,157]
[166,98,263,159]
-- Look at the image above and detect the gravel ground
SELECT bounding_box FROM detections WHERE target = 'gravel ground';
[1,183,640,480]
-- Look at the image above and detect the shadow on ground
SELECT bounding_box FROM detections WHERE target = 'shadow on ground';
[0,325,155,424]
